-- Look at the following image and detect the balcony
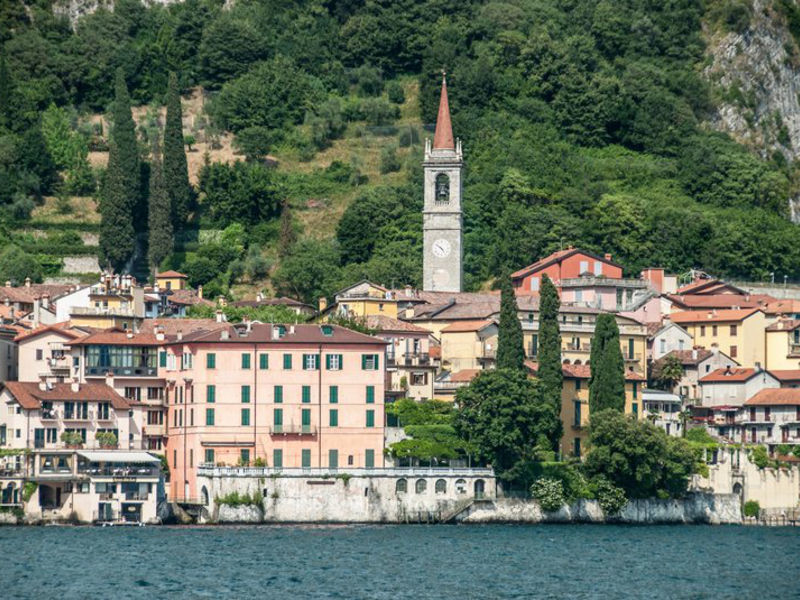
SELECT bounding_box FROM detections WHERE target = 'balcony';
[71,306,136,317]
[624,354,642,363]
[269,424,317,436]
[86,365,157,377]
[144,424,165,437]
[77,465,159,477]
[559,277,648,289]
[563,343,591,353]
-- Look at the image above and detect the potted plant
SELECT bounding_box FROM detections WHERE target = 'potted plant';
[96,432,118,449]
[60,432,84,449]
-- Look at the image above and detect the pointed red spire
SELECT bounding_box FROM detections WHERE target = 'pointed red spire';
[433,71,455,150]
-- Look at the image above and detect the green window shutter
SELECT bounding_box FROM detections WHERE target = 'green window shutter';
[338,354,343,369]
[361,354,367,370]
[204,449,215,464]
[242,353,250,369]
[206,353,216,369]
[374,354,379,370]
[302,449,311,468]
[273,408,283,426]
[365,449,374,468]
[241,385,251,403]
[328,449,338,469]
[325,354,331,370]
[273,449,283,468]
[274,385,283,404]
[206,385,215,403]
[240,449,249,464]
[302,409,311,427]
[366,385,375,404]
[206,408,214,426]
[259,353,268,369]
[302,385,311,403]
[366,409,375,428]
[329,385,338,404]
[329,409,338,427]
[283,354,292,369]
[241,408,250,426]
[632,382,637,398]
[632,403,638,417]
[159,351,167,368]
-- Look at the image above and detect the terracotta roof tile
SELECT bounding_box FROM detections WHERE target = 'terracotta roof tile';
[365,315,429,334]
[510,248,622,280]
[449,369,482,382]
[176,323,387,346]
[166,289,212,306]
[666,294,771,310]
[13,321,88,343]
[441,319,495,333]
[156,270,187,278]
[669,308,761,324]
[699,367,760,383]
[2,382,129,410]
[766,370,800,382]
[659,349,713,366]
[765,319,800,332]
[764,299,800,316]
[744,388,800,406]
[433,74,454,150]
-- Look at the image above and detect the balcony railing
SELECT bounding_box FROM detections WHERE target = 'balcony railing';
[269,425,317,435]
[789,343,800,356]
[144,424,165,437]
[86,365,158,377]
[77,465,159,477]
[563,343,591,353]
[559,277,648,289]
[624,354,642,362]
[197,465,495,478]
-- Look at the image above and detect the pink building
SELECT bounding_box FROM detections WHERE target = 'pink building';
[163,323,387,501]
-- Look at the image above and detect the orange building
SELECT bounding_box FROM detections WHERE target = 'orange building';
[511,247,623,294]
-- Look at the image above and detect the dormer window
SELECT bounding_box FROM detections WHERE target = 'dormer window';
[321,325,333,337]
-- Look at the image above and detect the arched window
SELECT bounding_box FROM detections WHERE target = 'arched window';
[435,479,447,494]
[200,486,209,506]
[455,479,467,494]
[474,479,485,498]
[435,173,450,204]
[574,360,582,365]
[415,479,427,494]
[563,359,571,364]
[396,478,407,494]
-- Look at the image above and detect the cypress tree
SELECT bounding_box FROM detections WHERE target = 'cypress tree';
[588,313,626,414]
[497,274,525,371]
[99,69,139,271]
[147,138,173,273]
[0,55,12,130]
[278,199,296,257]
[99,142,135,271]
[164,71,191,230]
[537,274,562,414]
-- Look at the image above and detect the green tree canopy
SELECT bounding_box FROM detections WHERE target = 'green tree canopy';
[147,138,173,273]
[537,273,562,416]
[589,313,626,413]
[164,71,192,229]
[497,275,525,371]
[0,244,42,283]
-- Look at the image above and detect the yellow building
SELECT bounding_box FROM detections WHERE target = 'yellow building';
[439,320,498,373]
[669,308,770,368]
[765,319,800,371]
[322,280,399,319]
[527,362,645,458]
[522,308,648,378]
[155,270,188,291]
[70,275,144,330]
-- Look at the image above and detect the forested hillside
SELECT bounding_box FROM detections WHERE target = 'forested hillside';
[2,0,800,302]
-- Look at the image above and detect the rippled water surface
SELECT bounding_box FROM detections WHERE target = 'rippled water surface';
[2,524,798,599]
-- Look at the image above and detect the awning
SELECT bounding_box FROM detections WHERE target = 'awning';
[78,451,160,464]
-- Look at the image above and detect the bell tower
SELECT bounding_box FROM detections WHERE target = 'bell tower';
[423,73,463,293]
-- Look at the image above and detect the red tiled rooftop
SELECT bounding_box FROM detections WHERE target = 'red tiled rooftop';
[767,369,800,382]
[669,308,761,324]
[745,388,800,406]
[699,367,760,383]
[365,315,429,334]
[156,270,187,278]
[13,321,87,343]
[440,320,495,333]
[511,248,621,280]
[2,381,129,410]
[449,369,481,383]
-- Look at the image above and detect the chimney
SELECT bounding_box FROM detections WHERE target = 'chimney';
[604,253,612,261]
[692,349,697,360]
[24,277,31,288]
[156,330,165,342]
[256,292,263,302]
[4,280,10,287]
[405,306,414,319]
[404,285,412,297]
[177,330,183,341]
[70,382,80,393]
[197,285,203,300]
[244,318,251,333]
[105,372,114,388]
[41,294,49,309]
[289,325,295,335]
[319,297,328,313]
[215,310,225,323]
[39,381,47,391]
[126,331,134,339]
[4,297,8,306]
[220,329,229,341]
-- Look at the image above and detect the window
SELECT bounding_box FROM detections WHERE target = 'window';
[628,338,634,359]
[435,173,450,204]
[659,339,666,354]
[575,290,583,303]
[241,353,251,369]
[303,354,319,370]
[435,479,447,494]
[206,353,215,369]
[302,386,311,403]
[240,449,250,465]
[730,345,738,358]
[206,408,215,426]
[36,349,43,360]
[98,402,110,420]
[147,387,162,400]
[712,325,718,336]
[579,260,588,273]
[283,354,292,369]
[321,325,333,337]
[531,277,540,292]
[329,409,338,427]
[396,479,408,494]
[573,438,581,457]
[575,380,581,391]
[205,449,215,464]
[700,325,706,336]
[259,353,268,369]
[241,385,250,403]
[411,372,427,386]
[616,289,623,309]
[189,449,193,468]
[302,449,311,468]
[366,410,375,428]
[415,479,427,494]
[366,385,375,404]
[574,400,582,427]
[730,325,737,336]
[632,382,638,399]
[159,351,167,368]
[273,449,283,468]
[273,409,283,430]
[206,385,215,403]
[241,408,250,426]
[632,403,638,417]
[173,450,177,468]
[302,409,311,431]
[328,449,338,469]
[678,339,685,350]
[326,354,343,370]
[362,354,379,370]
[329,386,338,404]
[274,385,283,403]
[365,449,375,468]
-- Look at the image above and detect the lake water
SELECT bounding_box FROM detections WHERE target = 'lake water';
[1,524,798,599]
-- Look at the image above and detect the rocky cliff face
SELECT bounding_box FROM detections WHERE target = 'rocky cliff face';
[703,0,800,217]
[52,0,180,26]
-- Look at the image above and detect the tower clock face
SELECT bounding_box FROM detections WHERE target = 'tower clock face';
[432,238,451,258]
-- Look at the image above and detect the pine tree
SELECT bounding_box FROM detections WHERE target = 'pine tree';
[147,138,173,273]
[278,199,296,257]
[164,71,191,230]
[537,274,562,414]
[99,142,135,271]
[588,313,626,414]
[497,274,525,371]
[99,69,139,271]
